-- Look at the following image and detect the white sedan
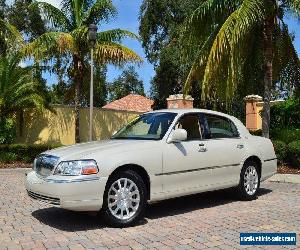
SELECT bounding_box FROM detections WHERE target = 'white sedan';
[26,109,277,227]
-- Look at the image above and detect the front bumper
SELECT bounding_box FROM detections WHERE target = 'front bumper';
[25,171,108,211]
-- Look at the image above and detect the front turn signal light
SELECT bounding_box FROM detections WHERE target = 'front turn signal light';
[82,165,98,175]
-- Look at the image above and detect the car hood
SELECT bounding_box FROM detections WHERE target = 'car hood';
[44,139,159,161]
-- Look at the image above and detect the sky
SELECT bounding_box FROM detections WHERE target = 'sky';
[8,0,300,95]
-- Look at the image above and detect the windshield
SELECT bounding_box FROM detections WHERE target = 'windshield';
[112,112,177,140]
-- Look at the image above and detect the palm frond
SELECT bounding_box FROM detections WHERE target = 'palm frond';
[183,0,241,42]
[202,0,264,100]
[0,19,23,49]
[0,54,49,117]
[97,29,140,43]
[71,26,88,43]
[94,42,143,65]
[183,25,220,95]
[23,32,75,60]
[30,2,71,31]
[83,0,116,25]
[285,0,300,16]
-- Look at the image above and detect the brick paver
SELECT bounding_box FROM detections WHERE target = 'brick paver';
[0,169,299,249]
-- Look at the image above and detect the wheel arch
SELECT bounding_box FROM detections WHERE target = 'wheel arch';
[106,164,151,200]
[244,156,262,178]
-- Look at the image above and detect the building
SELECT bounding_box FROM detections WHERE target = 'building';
[102,94,154,113]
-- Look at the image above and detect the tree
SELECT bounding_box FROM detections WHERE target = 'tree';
[139,0,201,109]
[7,0,46,40]
[0,52,50,121]
[93,66,108,106]
[49,64,108,107]
[108,66,144,102]
[26,0,142,143]
[182,0,300,138]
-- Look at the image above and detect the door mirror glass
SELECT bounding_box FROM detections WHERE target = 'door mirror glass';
[167,129,187,143]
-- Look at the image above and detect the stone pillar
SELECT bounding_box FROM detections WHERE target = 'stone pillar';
[244,95,263,131]
[167,94,194,109]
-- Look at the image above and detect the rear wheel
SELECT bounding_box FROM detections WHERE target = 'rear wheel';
[237,161,260,200]
[102,170,147,227]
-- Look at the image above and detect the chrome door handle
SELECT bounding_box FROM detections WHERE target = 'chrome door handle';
[237,144,244,149]
[198,144,207,152]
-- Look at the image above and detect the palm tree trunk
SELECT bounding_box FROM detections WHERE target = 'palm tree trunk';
[262,1,275,138]
[73,55,83,143]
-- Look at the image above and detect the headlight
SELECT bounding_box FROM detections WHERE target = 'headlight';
[54,160,98,176]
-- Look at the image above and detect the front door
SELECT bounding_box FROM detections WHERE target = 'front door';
[162,113,212,194]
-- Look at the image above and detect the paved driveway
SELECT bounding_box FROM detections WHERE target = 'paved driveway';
[0,169,299,250]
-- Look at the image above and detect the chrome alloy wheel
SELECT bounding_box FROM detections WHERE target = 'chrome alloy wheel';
[244,166,258,195]
[107,178,140,220]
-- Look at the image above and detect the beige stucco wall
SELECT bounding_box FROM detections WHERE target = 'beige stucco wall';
[16,105,140,145]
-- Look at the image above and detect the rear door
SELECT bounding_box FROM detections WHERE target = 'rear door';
[200,113,246,186]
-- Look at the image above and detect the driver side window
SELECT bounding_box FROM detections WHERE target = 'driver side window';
[175,114,203,140]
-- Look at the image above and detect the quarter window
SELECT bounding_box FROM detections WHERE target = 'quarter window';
[205,114,239,139]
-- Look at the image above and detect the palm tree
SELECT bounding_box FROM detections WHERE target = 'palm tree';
[182,0,300,138]
[25,0,142,143]
[0,52,50,120]
[0,18,23,56]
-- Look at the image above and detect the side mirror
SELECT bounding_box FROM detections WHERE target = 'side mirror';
[167,129,187,143]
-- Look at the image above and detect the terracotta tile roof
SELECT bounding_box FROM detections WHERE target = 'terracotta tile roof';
[102,94,154,113]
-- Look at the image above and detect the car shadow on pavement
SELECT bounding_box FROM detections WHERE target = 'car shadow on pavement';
[146,187,272,219]
[31,187,271,231]
[32,208,106,231]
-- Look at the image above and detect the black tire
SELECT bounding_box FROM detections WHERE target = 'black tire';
[101,170,147,227]
[237,160,260,201]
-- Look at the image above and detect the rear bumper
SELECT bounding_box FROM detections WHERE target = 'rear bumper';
[25,171,108,211]
[261,158,277,181]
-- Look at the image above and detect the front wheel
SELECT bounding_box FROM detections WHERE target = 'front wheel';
[101,170,147,227]
[237,161,260,200]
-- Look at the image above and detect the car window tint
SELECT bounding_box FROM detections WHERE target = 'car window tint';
[205,114,239,139]
[112,112,176,140]
[176,114,203,140]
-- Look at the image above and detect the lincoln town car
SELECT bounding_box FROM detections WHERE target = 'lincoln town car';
[26,109,277,227]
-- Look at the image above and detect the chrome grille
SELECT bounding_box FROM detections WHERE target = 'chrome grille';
[35,154,59,177]
[27,191,60,205]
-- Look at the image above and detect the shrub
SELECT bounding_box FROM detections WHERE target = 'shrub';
[287,140,300,168]
[0,152,17,163]
[0,144,61,163]
[270,128,300,144]
[0,118,16,144]
[273,140,288,164]
[270,98,300,129]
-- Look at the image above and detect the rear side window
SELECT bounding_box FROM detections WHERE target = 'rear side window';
[205,114,239,139]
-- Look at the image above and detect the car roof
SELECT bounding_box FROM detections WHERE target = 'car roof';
[149,108,233,119]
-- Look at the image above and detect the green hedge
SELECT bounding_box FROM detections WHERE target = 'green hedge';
[288,140,300,167]
[272,140,300,168]
[0,144,62,163]
[273,140,288,164]
[270,128,300,144]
